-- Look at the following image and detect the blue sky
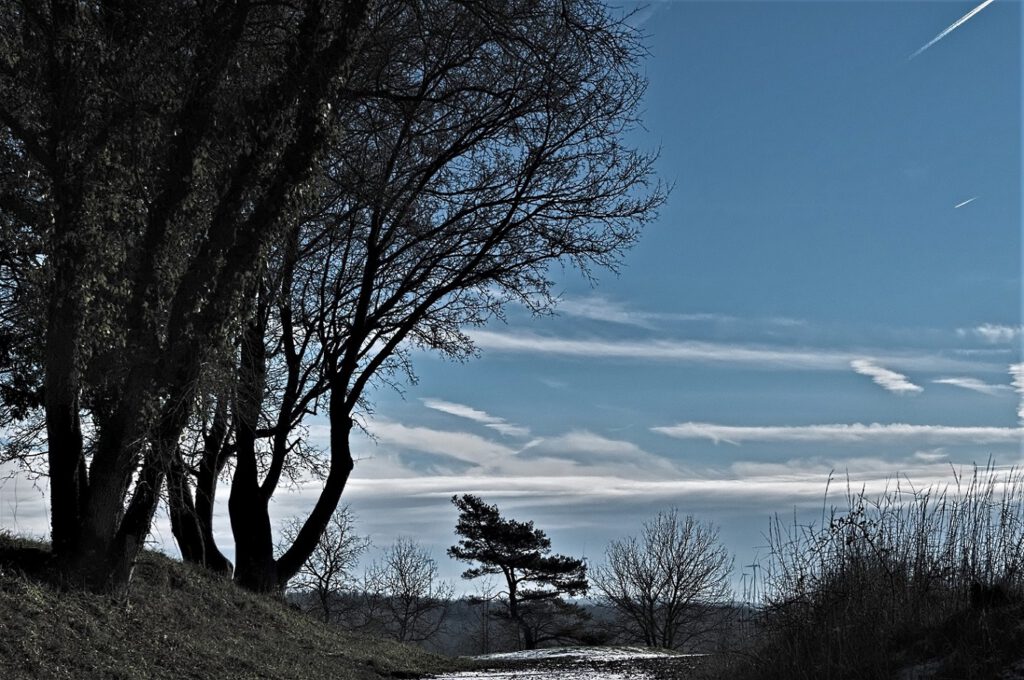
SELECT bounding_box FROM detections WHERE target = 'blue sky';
[339,0,1023,591]
[2,0,1021,595]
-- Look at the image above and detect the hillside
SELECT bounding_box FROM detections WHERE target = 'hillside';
[0,535,463,680]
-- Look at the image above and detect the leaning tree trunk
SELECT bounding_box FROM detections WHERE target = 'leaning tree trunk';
[229,379,357,592]
[273,405,355,589]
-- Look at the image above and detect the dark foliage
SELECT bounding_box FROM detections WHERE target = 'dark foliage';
[448,493,589,649]
[0,0,661,597]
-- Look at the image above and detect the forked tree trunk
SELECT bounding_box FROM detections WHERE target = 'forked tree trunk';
[168,456,234,575]
[229,309,279,592]
[168,402,233,575]
[229,385,357,592]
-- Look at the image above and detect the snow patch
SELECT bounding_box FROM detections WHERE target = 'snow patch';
[440,672,651,680]
[472,645,676,662]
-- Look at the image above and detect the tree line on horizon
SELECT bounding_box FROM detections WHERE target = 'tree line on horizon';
[284,494,734,653]
[0,0,663,595]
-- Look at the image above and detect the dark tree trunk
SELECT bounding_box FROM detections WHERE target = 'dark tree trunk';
[229,306,278,592]
[228,420,277,592]
[45,200,88,574]
[168,454,233,575]
[522,626,537,651]
[228,451,278,592]
[168,400,233,575]
[45,379,84,565]
[273,387,355,588]
[506,587,537,650]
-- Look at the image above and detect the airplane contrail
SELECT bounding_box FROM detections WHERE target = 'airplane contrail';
[909,0,997,60]
[954,197,979,209]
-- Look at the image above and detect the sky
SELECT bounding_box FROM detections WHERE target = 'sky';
[2,0,1022,598]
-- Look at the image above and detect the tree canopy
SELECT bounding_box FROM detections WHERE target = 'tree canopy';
[0,0,661,595]
[448,494,588,649]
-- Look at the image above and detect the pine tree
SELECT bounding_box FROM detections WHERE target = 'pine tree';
[448,494,588,650]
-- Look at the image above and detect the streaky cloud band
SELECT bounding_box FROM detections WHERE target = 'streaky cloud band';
[652,421,1023,445]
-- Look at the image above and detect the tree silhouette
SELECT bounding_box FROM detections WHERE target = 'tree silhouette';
[0,0,661,595]
[363,538,454,644]
[279,505,370,624]
[448,494,588,649]
[592,509,732,649]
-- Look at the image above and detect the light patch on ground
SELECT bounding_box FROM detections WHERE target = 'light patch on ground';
[440,672,650,680]
[432,646,698,680]
[474,646,676,662]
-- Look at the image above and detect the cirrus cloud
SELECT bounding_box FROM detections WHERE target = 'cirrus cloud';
[932,376,1013,396]
[421,398,531,438]
[469,330,984,373]
[851,359,923,394]
[958,324,1023,345]
[652,421,1023,446]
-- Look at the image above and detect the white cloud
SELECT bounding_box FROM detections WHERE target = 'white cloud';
[1010,364,1024,425]
[725,455,958,483]
[557,297,813,335]
[342,456,1017,514]
[913,448,948,463]
[486,423,531,437]
[471,330,982,373]
[421,398,500,424]
[557,295,731,328]
[520,430,679,477]
[851,359,923,394]
[932,377,1012,396]
[471,330,842,367]
[369,420,517,467]
[540,430,647,457]
[652,421,1023,446]
[355,419,681,481]
[959,324,1023,345]
[558,295,658,328]
[421,398,530,438]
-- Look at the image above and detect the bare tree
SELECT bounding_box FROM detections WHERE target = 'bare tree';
[592,509,733,650]
[467,575,501,654]
[220,0,663,594]
[279,505,370,624]
[362,538,454,643]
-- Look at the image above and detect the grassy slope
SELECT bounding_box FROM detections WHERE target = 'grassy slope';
[0,538,463,680]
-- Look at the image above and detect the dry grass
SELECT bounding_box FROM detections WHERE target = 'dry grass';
[735,463,1024,680]
[0,533,464,680]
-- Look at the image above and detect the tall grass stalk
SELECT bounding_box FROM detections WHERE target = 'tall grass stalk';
[750,462,1024,680]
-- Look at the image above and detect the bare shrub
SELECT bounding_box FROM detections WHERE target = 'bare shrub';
[279,505,370,624]
[592,509,733,650]
[362,538,454,644]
